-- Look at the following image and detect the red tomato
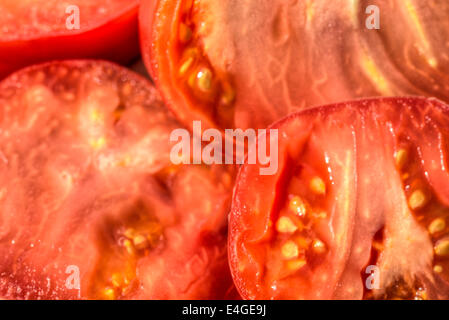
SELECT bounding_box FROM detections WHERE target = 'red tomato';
[229,97,449,300]
[140,0,449,131]
[0,1,140,79]
[0,60,237,300]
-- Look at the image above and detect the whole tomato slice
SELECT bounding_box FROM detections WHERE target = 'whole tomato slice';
[0,1,140,79]
[140,0,449,132]
[0,60,236,300]
[229,97,449,300]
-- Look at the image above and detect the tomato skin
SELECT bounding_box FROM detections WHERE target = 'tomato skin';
[0,3,140,79]
[140,0,449,132]
[229,97,449,300]
[139,0,160,81]
[0,60,237,300]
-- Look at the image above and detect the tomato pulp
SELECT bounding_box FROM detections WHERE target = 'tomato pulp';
[0,60,236,300]
[229,97,449,300]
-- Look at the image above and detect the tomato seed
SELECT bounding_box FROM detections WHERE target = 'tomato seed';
[312,239,326,254]
[196,67,213,92]
[395,149,408,169]
[276,216,297,233]
[309,176,326,195]
[179,57,194,76]
[281,241,299,259]
[289,196,307,217]
[286,259,307,271]
[434,239,449,256]
[132,235,149,250]
[428,218,446,235]
[111,273,123,288]
[123,239,135,255]
[434,265,443,273]
[408,190,427,210]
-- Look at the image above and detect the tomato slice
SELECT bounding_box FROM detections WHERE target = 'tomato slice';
[0,60,237,300]
[229,97,449,300]
[140,0,449,132]
[0,1,140,79]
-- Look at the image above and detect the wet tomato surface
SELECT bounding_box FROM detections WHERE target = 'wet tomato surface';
[140,0,449,132]
[0,1,140,79]
[229,97,449,300]
[0,60,236,300]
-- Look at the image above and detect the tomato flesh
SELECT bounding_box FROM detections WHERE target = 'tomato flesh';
[0,1,140,79]
[0,61,236,300]
[229,97,449,300]
[141,0,449,131]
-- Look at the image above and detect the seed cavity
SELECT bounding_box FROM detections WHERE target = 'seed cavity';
[276,216,297,233]
[310,177,326,195]
[132,234,149,250]
[91,201,164,300]
[428,218,446,235]
[408,190,427,210]
[281,241,299,259]
[177,8,236,118]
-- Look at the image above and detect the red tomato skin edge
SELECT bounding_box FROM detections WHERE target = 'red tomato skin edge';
[139,0,160,82]
[0,59,154,95]
[0,4,140,80]
[139,0,188,123]
[227,96,449,300]
[139,0,222,135]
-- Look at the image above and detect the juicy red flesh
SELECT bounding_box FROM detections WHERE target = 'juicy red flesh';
[229,97,449,300]
[141,0,449,132]
[0,61,236,300]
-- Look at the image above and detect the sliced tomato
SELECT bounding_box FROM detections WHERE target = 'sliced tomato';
[0,1,140,79]
[0,60,237,300]
[140,0,449,132]
[229,97,449,300]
